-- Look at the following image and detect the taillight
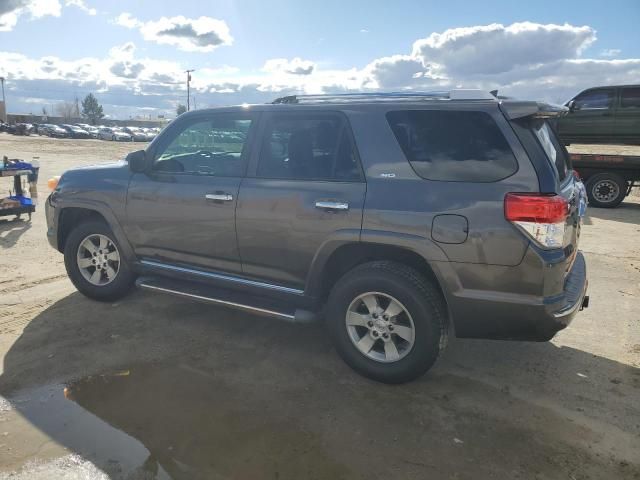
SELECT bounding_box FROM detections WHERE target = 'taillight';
[505,193,569,249]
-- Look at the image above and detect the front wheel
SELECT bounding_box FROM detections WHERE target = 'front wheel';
[64,221,135,301]
[585,173,627,208]
[326,261,448,384]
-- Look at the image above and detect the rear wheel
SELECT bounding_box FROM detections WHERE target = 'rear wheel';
[326,261,448,384]
[586,173,627,208]
[64,220,135,301]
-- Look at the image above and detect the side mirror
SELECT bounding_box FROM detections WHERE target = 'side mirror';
[567,100,578,112]
[127,150,148,173]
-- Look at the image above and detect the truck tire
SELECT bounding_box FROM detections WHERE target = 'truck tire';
[63,220,135,302]
[326,261,448,384]
[586,173,627,208]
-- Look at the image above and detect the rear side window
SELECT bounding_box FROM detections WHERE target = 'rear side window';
[620,88,640,109]
[386,110,518,182]
[532,120,568,182]
[257,114,362,181]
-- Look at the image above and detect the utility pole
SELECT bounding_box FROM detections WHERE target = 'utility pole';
[185,69,195,111]
[0,77,6,122]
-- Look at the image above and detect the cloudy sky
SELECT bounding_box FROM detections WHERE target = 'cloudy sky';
[1,0,639,119]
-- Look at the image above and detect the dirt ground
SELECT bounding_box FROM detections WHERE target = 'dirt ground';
[0,134,639,480]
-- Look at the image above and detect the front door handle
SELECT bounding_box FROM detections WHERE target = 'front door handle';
[205,193,233,202]
[315,200,349,211]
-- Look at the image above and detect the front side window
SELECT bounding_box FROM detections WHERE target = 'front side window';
[153,115,252,176]
[620,87,640,109]
[256,114,362,181]
[574,90,613,110]
[386,110,518,182]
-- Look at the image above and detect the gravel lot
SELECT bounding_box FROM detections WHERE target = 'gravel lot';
[0,134,639,479]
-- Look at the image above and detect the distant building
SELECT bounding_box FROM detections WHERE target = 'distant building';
[0,101,6,123]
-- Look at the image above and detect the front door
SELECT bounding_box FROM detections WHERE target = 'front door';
[236,111,366,288]
[559,88,615,141]
[125,112,256,274]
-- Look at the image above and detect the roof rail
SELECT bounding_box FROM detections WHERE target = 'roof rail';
[271,90,497,104]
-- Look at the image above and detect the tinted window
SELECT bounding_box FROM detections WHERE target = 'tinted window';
[574,90,613,110]
[620,87,640,108]
[257,114,362,181]
[386,110,517,182]
[153,116,252,176]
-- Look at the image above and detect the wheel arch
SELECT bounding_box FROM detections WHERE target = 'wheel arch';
[57,205,135,261]
[307,241,454,328]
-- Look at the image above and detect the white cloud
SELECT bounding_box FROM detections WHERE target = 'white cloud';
[64,0,95,15]
[600,48,621,58]
[412,22,596,76]
[360,28,369,33]
[115,13,233,52]
[114,12,139,29]
[1,21,638,118]
[263,57,315,75]
[0,0,61,31]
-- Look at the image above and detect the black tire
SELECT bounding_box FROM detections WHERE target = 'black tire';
[585,173,627,208]
[63,220,135,302]
[326,261,448,384]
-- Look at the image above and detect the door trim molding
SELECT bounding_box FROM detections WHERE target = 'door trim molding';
[140,259,305,295]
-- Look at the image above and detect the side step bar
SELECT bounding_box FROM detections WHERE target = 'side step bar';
[136,277,318,323]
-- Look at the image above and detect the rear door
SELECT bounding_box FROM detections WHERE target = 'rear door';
[614,86,640,141]
[236,111,365,288]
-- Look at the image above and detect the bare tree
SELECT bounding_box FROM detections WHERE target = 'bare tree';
[56,101,77,120]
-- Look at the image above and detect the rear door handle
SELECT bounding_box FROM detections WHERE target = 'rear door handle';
[205,193,233,202]
[315,201,349,211]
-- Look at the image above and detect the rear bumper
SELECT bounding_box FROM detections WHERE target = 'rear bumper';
[444,251,588,341]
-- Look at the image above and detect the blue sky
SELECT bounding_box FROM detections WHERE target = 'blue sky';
[1,0,638,118]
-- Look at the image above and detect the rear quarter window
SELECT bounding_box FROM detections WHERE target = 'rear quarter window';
[532,120,569,182]
[386,110,518,182]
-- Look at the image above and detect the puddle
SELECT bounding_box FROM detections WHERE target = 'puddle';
[1,364,349,480]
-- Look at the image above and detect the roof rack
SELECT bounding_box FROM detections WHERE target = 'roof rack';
[271,89,497,104]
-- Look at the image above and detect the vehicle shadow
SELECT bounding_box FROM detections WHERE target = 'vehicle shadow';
[0,217,32,248]
[0,291,638,479]
[585,199,640,225]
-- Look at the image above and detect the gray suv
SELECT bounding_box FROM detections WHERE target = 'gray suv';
[46,91,589,383]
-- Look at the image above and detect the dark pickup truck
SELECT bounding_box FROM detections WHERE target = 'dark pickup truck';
[569,145,640,207]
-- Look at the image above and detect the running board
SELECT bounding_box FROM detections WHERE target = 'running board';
[136,276,318,323]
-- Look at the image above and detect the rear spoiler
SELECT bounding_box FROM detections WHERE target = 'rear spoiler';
[499,101,568,120]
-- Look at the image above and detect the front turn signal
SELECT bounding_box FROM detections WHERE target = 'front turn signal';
[48,176,60,191]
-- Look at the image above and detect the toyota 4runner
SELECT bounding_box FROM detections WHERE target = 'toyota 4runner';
[46,90,589,383]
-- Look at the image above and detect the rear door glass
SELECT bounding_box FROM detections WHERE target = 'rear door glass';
[620,87,640,109]
[386,110,518,182]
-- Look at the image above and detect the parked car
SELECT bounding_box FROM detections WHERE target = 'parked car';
[555,84,640,145]
[46,125,68,138]
[122,127,148,142]
[13,123,32,135]
[61,124,91,139]
[45,90,589,383]
[97,127,132,141]
[83,126,99,138]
